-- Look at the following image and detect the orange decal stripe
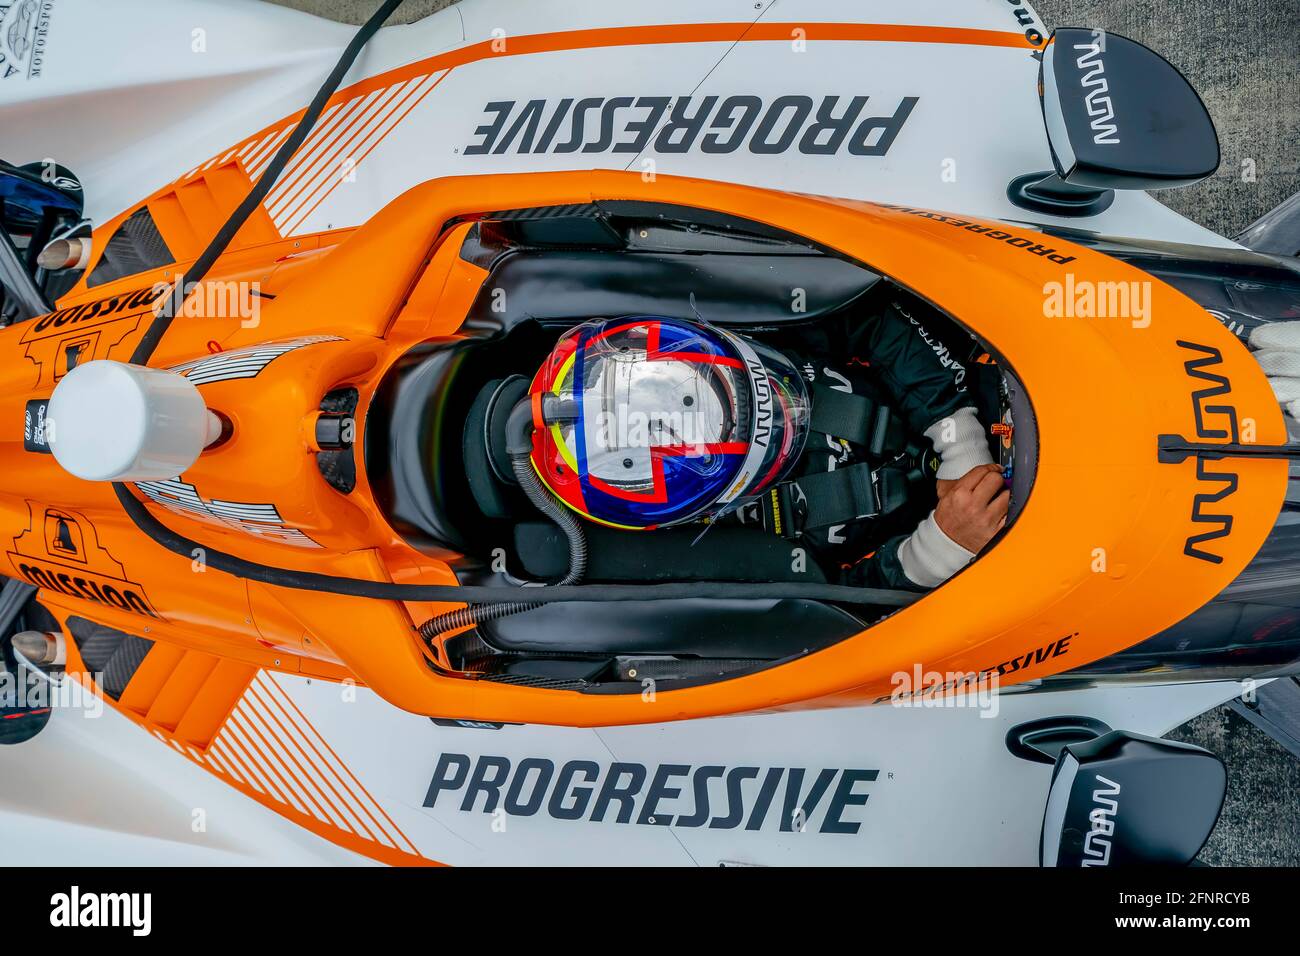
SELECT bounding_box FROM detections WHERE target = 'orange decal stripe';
[220,719,298,808]
[282,71,451,235]
[227,708,327,821]
[245,126,295,180]
[262,95,376,209]
[266,85,403,220]
[246,678,396,845]
[258,673,421,855]
[236,689,359,835]
[431,22,1042,70]
[274,75,434,229]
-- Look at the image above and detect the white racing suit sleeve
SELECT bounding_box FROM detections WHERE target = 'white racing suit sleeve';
[896,511,976,589]
[924,406,994,480]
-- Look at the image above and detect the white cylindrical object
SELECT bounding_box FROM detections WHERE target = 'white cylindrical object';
[46,360,221,481]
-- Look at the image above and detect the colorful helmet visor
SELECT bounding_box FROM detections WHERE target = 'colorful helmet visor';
[528,316,810,529]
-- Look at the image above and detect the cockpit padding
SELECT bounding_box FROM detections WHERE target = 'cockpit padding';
[465,248,881,333]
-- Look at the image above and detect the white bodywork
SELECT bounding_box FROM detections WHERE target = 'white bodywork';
[0,669,1247,866]
[0,0,1246,865]
[0,0,1232,245]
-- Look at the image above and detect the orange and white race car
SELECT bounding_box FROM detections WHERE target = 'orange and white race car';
[1,0,1297,867]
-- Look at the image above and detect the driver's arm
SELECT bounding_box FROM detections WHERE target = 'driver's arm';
[843,465,1008,590]
[839,296,1002,590]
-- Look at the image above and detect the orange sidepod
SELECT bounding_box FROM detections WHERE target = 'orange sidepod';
[0,170,1285,726]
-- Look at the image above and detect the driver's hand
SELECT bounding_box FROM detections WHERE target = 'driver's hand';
[934,463,1008,553]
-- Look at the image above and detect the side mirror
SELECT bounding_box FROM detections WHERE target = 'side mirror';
[1040,730,1226,867]
[1010,28,1220,217]
[0,161,84,321]
[1,584,54,744]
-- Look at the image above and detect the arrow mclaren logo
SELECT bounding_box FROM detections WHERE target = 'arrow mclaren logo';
[1073,38,1120,145]
[745,353,773,450]
[1178,340,1239,564]
[467,94,918,157]
[1081,774,1121,866]
[425,754,879,834]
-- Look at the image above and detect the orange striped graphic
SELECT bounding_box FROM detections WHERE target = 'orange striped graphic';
[271,71,448,234]
[202,672,425,860]
[280,72,450,234]
[110,661,434,866]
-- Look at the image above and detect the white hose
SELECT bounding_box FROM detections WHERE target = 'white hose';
[1268,377,1300,403]
[1253,349,1300,377]
[1248,322,1300,421]
[1250,321,1300,351]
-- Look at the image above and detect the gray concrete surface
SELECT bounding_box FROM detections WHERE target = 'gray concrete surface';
[271,0,1300,865]
[1033,0,1300,238]
[1169,704,1300,865]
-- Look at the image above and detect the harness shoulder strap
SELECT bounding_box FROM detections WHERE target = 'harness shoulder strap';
[809,384,907,456]
[761,463,912,539]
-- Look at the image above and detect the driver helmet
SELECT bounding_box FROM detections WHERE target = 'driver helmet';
[527,315,810,529]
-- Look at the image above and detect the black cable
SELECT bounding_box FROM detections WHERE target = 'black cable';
[113,483,916,608]
[105,0,921,615]
[417,408,591,643]
[128,0,407,366]
[507,451,589,587]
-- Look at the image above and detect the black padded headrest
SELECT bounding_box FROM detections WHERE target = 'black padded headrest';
[463,375,529,520]
[468,249,880,332]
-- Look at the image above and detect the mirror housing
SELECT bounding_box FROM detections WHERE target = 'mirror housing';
[0,161,86,321]
[1006,715,1112,764]
[0,161,83,238]
[1010,28,1220,217]
[1040,730,1226,867]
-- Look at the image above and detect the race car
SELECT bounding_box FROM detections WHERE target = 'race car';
[1,0,1297,866]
